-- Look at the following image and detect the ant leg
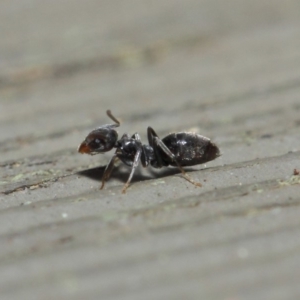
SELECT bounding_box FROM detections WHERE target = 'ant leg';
[100,153,119,190]
[131,133,149,167]
[130,133,148,168]
[122,149,142,194]
[147,127,165,167]
[148,127,202,187]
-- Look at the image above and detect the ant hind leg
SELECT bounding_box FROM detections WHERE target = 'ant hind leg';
[147,127,202,187]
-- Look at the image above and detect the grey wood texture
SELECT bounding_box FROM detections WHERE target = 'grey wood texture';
[1,1,300,299]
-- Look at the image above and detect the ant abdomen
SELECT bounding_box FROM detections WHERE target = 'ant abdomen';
[160,132,220,167]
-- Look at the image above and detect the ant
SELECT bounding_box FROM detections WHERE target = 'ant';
[78,110,220,193]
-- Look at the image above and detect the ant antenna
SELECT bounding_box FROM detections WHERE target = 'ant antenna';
[106,110,120,127]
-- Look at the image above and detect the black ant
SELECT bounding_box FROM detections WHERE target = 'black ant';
[78,110,220,193]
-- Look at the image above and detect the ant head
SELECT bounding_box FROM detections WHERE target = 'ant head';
[78,110,120,155]
[78,126,118,155]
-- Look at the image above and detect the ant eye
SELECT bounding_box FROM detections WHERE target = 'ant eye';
[88,138,103,150]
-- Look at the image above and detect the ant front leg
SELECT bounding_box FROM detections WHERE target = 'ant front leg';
[121,148,142,194]
[147,127,202,187]
[100,152,119,190]
[101,133,131,190]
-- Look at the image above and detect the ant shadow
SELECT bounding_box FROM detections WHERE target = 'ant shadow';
[77,164,199,185]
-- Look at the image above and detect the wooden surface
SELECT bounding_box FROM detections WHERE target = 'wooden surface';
[1,1,300,299]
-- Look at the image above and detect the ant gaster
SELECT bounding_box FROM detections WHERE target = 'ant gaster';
[78,110,220,193]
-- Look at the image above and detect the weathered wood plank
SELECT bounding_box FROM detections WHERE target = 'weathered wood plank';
[1,1,300,299]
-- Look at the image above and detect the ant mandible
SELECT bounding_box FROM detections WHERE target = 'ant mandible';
[78,110,220,193]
